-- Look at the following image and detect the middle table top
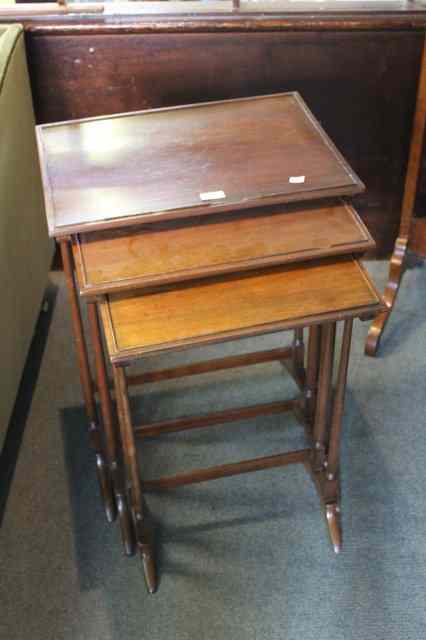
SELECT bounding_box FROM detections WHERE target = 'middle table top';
[73,199,374,298]
[37,92,364,237]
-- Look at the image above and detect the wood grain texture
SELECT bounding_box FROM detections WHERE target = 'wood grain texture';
[99,256,382,363]
[26,29,422,255]
[73,199,375,297]
[36,92,363,237]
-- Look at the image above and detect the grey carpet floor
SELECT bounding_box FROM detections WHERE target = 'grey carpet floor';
[1,260,426,640]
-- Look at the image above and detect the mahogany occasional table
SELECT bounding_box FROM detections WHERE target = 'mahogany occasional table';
[98,255,382,592]
[35,92,383,592]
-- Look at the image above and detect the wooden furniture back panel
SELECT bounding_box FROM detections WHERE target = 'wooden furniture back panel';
[26,30,423,255]
[100,256,382,360]
[74,200,374,296]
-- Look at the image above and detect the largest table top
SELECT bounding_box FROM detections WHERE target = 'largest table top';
[36,92,364,238]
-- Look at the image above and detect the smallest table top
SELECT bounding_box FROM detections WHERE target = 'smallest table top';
[100,256,383,363]
[36,92,364,238]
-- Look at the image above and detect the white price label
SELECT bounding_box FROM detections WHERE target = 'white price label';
[199,190,226,201]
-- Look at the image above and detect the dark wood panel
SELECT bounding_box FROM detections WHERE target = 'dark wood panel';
[25,30,423,256]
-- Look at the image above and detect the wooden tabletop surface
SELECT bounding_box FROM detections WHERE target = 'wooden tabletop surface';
[73,199,374,297]
[37,92,364,237]
[100,255,382,363]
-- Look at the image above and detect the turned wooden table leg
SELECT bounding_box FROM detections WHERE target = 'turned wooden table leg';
[322,318,353,554]
[87,302,135,554]
[312,323,336,471]
[283,329,306,408]
[292,327,306,389]
[60,240,116,523]
[113,365,157,594]
[305,325,322,429]
[366,34,426,356]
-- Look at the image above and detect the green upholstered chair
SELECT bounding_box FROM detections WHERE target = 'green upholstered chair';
[0,24,53,449]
